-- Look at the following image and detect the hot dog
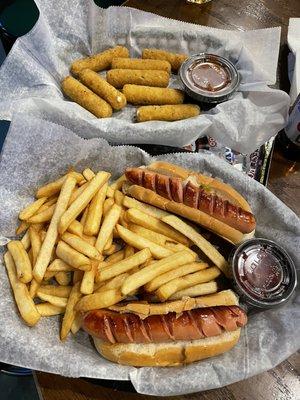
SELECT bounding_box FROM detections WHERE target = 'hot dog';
[82,290,248,367]
[122,161,256,244]
[83,306,247,344]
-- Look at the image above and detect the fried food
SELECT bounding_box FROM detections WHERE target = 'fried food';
[123,84,184,105]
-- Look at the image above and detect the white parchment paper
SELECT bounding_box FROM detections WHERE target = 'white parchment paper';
[0,114,299,396]
[0,0,290,153]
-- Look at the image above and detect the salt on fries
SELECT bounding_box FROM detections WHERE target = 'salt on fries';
[4,166,228,341]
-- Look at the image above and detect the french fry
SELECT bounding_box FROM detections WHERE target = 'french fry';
[95,272,129,292]
[20,230,31,251]
[169,281,218,300]
[129,223,174,246]
[124,245,135,258]
[123,196,169,219]
[80,208,89,225]
[164,241,197,258]
[103,232,113,251]
[56,241,91,271]
[95,204,122,253]
[36,171,83,198]
[80,261,98,295]
[67,220,83,237]
[55,271,72,286]
[7,240,32,283]
[33,175,77,282]
[36,303,65,316]
[121,250,196,295]
[103,244,122,256]
[75,288,122,312]
[37,291,68,307]
[117,224,173,259]
[145,262,208,292]
[43,195,58,208]
[59,171,110,234]
[98,248,152,282]
[82,234,97,246]
[29,279,40,298]
[16,221,30,235]
[126,208,189,245]
[48,258,74,272]
[78,179,87,186]
[71,313,82,334]
[103,198,114,216]
[83,183,108,236]
[28,248,33,265]
[114,190,124,206]
[162,215,230,277]
[73,270,84,284]
[39,230,47,242]
[61,232,101,259]
[105,249,125,264]
[29,226,42,265]
[4,252,41,326]
[69,183,88,204]
[61,282,82,340]
[156,266,221,301]
[19,197,47,221]
[38,285,72,297]
[82,168,95,181]
[106,175,126,198]
[43,270,57,281]
[26,204,55,224]
[119,209,129,228]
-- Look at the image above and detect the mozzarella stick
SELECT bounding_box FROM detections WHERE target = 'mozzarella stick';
[142,48,188,71]
[136,104,200,122]
[123,84,184,105]
[70,45,129,75]
[111,58,171,73]
[107,69,169,89]
[78,69,126,111]
[61,76,113,118]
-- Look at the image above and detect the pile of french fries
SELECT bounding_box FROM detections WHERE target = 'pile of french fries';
[4,167,231,341]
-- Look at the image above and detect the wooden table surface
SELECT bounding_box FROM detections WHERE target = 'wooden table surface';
[36,1,300,399]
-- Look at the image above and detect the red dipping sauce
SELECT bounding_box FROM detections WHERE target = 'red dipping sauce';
[231,238,297,308]
[189,61,230,92]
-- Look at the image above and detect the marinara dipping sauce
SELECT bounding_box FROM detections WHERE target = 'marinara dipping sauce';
[179,53,240,103]
[231,238,297,308]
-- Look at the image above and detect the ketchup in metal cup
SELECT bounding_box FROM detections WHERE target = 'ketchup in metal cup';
[179,53,240,103]
[231,238,297,308]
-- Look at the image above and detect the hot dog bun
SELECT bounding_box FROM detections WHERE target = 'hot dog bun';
[83,291,246,367]
[123,162,256,244]
[94,329,241,367]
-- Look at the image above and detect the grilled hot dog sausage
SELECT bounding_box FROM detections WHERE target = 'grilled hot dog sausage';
[125,168,256,234]
[83,306,247,344]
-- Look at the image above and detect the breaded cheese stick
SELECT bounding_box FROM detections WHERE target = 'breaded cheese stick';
[107,69,170,89]
[123,84,184,105]
[71,46,129,76]
[142,48,188,71]
[111,58,171,73]
[61,76,113,118]
[136,104,200,122]
[78,69,127,110]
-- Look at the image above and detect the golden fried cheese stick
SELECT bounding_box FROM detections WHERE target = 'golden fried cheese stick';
[71,46,129,76]
[78,69,126,111]
[61,76,113,118]
[123,84,184,105]
[142,48,188,71]
[136,104,200,122]
[111,58,171,73]
[107,69,170,89]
